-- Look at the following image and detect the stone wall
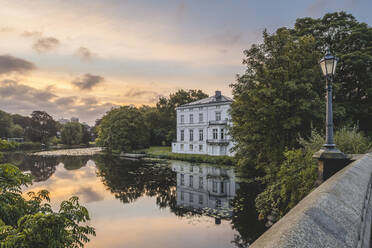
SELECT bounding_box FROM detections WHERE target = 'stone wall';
[250,153,372,248]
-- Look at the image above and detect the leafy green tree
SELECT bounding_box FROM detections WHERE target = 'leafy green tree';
[61,122,84,145]
[230,12,372,173]
[10,124,24,137]
[27,111,58,143]
[0,110,13,138]
[97,106,150,152]
[0,163,95,247]
[155,89,208,145]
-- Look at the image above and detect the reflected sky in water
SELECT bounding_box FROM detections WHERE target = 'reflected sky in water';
[5,153,266,248]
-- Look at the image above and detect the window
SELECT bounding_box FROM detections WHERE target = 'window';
[189,175,193,187]
[189,193,193,203]
[199,107,203,110]
[180,130,184,141]
[221,182,224,193]
[180,191,184,201]
[199,177,203,189]
[199,113,203,123]
[189,129,194,141]
[180,115,184,124]
[199,195,203,205]
[180,144,184,150]
[212,181,218,193]
[216,105,220,109]
[189,114,193,123]
[213,129,218,139]
[199,129,203,141]
[220,128,224,140]
[190,166,193,172]
[199,144,203,151]
[215,112,221,121]
[189,144,193,151]
[180,174,184,185]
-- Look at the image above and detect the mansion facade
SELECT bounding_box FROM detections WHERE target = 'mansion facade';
[171,91,234,156]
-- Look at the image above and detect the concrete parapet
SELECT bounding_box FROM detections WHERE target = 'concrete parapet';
[250,153,372,248]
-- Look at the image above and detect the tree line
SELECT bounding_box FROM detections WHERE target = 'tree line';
[96,89,208,152]
[0,110,93,147]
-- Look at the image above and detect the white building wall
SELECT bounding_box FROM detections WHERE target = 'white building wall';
[172,99,234,156]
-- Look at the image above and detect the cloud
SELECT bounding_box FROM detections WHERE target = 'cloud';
[306,0,328,15]
[22,31,42,37]
[54,96,77,106]
[75,47,93,61]
[0,79,116,124]
[207,30,241,46]
[74,186,104,203]
[33,37,60,53]
[72,73,104,90]
[0,79,56,104]
[0,27,13,32]
[0,55,36,75]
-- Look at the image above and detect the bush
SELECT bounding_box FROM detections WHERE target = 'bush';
[0,140,18,151]
[0,163,95,247]
[256,127,371,223]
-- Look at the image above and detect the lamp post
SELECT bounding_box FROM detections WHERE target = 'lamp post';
[313,48,347,182]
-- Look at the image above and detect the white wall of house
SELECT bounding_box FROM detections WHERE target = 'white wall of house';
[171,92,234,156]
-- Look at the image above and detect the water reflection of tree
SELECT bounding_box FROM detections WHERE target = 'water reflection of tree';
[95,156,178,210]
[230,182,267,248]
[5,153,92,182]
[7,154,60,182]
[58,156,90,170]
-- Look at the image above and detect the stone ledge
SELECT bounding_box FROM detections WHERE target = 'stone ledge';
[250,153,372,248]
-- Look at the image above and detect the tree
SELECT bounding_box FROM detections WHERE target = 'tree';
[230,12,372,173]
[61,122,84,145]
[0,110,13,138]
[10,124,24,137]
[97,106,150,152]
[156,89,208,145]
[27,111,58,143]
[0,163,95,247]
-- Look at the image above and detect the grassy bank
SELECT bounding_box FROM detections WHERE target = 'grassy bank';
[143,146,235,165]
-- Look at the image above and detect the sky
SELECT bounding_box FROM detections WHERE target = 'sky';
[0,0,371,125]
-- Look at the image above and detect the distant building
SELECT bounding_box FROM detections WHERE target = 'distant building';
[172,90,234,156]
[58,118,70,125]
[70,117,79,123]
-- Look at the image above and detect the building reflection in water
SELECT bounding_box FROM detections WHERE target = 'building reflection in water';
[172,161,237,224]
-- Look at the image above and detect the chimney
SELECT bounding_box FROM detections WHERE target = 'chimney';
[215,90,222,100]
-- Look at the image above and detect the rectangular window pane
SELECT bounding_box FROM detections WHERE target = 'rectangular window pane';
[189,175,193,187]
[199,113,203,123]
[199,144,203,151]
[220,128,224,140]
[213,129,218,139]
[199,129,203,141]
[190,114,193,123]
[199,177,203,189]
[199,195,203,204]
[181,174,184,185]
[189,193,193,203]
[189,130,194,141]
[181,130,184,141]
[181,115,184,124]
[189,144,193,151]
[216,112,221,121]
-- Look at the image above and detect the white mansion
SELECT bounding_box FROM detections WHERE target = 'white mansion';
[171,91,234,156]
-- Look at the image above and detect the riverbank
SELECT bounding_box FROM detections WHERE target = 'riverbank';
[142,146,235,165]
[32,147,103,157]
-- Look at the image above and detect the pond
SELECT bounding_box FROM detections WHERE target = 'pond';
[4,153,267,248]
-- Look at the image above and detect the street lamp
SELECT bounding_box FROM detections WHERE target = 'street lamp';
[313,48,347,182]
[319,48,338,149]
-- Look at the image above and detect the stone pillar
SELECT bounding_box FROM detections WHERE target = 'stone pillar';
[313,148,349,183]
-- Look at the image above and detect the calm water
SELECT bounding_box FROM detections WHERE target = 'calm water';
[5,153,266,248]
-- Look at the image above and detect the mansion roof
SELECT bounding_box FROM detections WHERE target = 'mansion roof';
[179,91,233,108]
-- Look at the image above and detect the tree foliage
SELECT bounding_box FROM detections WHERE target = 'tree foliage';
[230,12,372,173]
[61,122,84,145]
[0,163,95,247]
[97,106,150,152]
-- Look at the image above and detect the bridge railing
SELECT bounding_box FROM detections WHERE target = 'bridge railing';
[250,153,372,248]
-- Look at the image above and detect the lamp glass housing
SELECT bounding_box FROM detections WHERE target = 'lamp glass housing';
[319,49,338,76]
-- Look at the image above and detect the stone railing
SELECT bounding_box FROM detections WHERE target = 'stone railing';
[250,153,372,248]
